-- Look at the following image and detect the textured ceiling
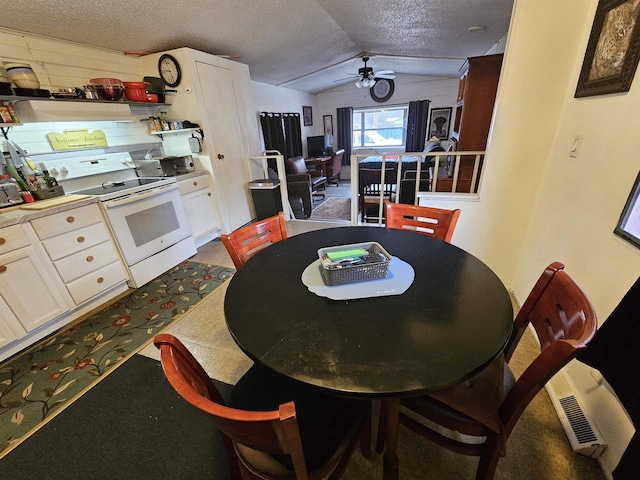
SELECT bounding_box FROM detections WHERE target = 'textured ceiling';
[0,0,513,93]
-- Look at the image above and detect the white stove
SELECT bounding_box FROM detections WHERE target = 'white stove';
[72,177,174,200]
[40,152,196,288]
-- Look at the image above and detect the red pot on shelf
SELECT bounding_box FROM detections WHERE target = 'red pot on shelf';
[123,81,148,102]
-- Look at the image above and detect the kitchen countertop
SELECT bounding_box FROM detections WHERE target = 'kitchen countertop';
[171,170,208,180]
[0,196,99,228]
[0,171,209,228]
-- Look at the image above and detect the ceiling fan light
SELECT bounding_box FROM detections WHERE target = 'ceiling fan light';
[362,78,370,87]
[355,81,362,88]
[369,79,376,87]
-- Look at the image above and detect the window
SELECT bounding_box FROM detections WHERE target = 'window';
[352,107,408,148]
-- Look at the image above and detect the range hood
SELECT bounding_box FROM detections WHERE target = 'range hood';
[13,100,136,122]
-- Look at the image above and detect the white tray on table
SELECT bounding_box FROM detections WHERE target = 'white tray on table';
[301,256,415,300]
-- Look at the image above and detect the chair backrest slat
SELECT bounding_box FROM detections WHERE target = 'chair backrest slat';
[384,201,460,242]
[221,212,287,268]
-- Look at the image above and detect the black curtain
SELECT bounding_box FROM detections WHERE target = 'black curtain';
[260,112,302,170]
[260,112,286,155]
[405,100,430,152]
[282,113,302,158]
[336,106,353,165]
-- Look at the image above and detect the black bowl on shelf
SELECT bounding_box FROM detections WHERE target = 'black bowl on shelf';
[0,82,13,95]
[13,88,51,97]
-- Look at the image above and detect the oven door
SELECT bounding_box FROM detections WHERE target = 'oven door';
[100,183,192,266]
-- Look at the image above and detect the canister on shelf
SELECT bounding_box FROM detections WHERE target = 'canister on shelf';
[6,104,19,123]
[0,106,12,123]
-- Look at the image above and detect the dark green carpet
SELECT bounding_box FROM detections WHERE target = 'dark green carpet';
[0,261,234,456]
[0,354,233,480]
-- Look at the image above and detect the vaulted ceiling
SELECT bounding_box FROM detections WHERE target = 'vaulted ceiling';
[0,0,513,93]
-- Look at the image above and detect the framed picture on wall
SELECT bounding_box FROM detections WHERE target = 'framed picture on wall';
[323,114,333,135]
[614,169,640,249]
[302,106,313,126]
[427,107,452,141]
[575,0,640,98]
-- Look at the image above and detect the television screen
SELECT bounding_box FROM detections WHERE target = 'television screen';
[614,169,640,249]
[307,135,332,157]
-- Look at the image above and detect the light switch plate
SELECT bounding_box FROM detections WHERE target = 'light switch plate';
[569,135,583,158]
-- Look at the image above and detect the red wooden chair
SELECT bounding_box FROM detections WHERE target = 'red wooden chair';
[386,262,597,480]
[154,334,371,480]
[384,200,460,242]
[220,211,287,269]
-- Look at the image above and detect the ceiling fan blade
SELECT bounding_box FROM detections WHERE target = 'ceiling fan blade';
[373,70,394,75]
[333,75,360,82]
[375,73,396,79]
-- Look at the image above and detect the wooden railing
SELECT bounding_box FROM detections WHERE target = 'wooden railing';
[247,150,486,225]
[349,150,486,225]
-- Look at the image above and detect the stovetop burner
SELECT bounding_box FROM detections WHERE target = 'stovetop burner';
[73,177,165,196]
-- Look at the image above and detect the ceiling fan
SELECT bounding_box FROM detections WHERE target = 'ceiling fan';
[341,56,395,89]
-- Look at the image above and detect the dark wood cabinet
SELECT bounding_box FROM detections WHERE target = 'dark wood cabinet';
[443,54,503,193]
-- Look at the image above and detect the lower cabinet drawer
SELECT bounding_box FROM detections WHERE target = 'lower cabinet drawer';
[65,261,128,305]
[42,222,110,261]
[54,241,120,283]
[31,203,103,240]
[0,225,30,255]
[178,173,211,195]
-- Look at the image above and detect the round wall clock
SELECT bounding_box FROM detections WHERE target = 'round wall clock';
[158,54,181,87]
[370,78,395,103]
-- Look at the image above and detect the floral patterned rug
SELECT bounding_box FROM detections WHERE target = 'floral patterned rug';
[0,260,234,457]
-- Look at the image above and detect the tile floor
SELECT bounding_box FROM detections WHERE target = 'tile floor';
[138,219,606,480]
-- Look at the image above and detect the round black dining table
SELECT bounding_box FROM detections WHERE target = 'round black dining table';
[224,226,513,479]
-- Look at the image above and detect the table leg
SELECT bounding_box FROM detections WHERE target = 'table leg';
[381,398,400,480]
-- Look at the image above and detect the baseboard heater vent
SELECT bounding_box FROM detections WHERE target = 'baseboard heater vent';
[547,371,607,458]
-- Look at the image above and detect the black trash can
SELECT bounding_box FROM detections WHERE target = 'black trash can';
[248,179,282,220]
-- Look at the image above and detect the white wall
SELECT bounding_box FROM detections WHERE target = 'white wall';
[507,0,639,472]
[250,81,317,156]
[316,73,460,152]
[421,0,638,474]
[317,73,459,116]
[251,75,459,179]
[0,28,143,90]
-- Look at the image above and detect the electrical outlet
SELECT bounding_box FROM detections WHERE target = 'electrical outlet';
[569,135,583,158]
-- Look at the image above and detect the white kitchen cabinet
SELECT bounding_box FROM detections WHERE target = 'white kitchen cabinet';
[30,203,128,305]
[139,48,262,234]
[0,202,130,362]
[0,292,27,349]
[0,226,69,333]
[178,173,220,246]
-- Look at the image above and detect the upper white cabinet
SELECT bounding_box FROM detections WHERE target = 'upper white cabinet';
[139,49,262,234]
